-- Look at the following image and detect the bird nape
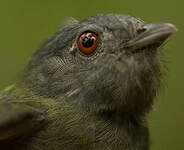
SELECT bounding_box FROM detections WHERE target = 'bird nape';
[0,14,177,150]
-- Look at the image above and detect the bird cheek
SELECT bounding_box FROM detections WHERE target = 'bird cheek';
[114,55,134,74]
[114,61,127,73]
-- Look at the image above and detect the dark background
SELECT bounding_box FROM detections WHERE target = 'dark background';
[0,1,183,149]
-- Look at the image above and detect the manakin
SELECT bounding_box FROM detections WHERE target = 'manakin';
[0,14,177,150]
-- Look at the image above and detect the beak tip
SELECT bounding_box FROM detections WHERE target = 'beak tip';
[165,23,178,33]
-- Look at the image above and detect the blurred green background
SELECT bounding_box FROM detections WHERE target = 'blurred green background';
[0,0,183,149]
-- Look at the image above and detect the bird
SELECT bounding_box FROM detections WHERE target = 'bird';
[0,14,177,150]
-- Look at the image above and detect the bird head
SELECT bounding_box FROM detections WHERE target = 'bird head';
[20,14,177,116]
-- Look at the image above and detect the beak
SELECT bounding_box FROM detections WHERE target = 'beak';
[125,23,177,50]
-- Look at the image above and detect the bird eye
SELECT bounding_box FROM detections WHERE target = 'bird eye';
[77,32,98,54]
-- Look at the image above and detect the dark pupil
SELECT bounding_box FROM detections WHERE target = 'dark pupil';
[82,36,94,48]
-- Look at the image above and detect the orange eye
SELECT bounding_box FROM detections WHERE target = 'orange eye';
[77,32,98,54]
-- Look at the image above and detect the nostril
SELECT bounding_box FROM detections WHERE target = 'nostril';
[137,26,147,34]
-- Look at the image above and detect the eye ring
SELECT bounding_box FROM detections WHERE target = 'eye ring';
[77,31,98,54]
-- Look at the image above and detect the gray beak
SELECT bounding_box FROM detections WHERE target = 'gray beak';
[125,23,177,50]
